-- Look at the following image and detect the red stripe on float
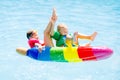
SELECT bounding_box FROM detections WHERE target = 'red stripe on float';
[77,46,96,61]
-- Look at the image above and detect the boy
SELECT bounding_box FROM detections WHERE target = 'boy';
[50,9,97,47]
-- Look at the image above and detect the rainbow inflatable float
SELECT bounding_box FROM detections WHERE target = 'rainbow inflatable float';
[17,46,113,62]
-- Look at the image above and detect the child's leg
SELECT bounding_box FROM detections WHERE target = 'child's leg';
[44,8,57,47]
[73,32,97,45]
[44,21,54,47]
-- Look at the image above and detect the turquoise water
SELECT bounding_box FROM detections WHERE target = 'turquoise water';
[0,0,120,80]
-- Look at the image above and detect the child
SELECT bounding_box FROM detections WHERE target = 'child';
[50,8,97,47]
[51,23,97,47]
[26,30,45,51]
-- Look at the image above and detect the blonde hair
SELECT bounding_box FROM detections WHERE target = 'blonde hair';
[57,23,67,32]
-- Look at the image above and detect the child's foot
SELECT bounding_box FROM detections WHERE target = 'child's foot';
[91,32,97,41]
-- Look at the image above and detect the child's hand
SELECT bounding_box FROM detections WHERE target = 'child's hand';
[38,45,43,52]
[35,43,43,52]
[66,34,72,40]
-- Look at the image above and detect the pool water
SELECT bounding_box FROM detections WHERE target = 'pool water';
[0,0,120,80]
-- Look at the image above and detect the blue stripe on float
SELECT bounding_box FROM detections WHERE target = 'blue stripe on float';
[37,46,51,61]
[27,47,39,60]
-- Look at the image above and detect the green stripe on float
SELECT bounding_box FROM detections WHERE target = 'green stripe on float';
[50,47,67,62]
[63,47,83,62]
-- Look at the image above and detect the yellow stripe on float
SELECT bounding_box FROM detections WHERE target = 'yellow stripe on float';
[63,47,82,62]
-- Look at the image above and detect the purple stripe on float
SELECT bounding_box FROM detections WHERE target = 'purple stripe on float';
[92,47,113,60]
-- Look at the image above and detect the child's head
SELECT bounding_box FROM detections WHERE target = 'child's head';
[26,30,39,39]
[57,23,68,35]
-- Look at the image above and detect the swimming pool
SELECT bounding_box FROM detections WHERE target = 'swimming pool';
[0,0,120,80]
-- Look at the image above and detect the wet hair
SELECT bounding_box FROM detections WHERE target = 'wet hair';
[26,30,33,39]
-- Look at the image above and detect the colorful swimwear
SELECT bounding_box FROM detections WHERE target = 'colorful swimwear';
[51,31,77,47]
[28,38,45,48]
[51,31,66,47]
